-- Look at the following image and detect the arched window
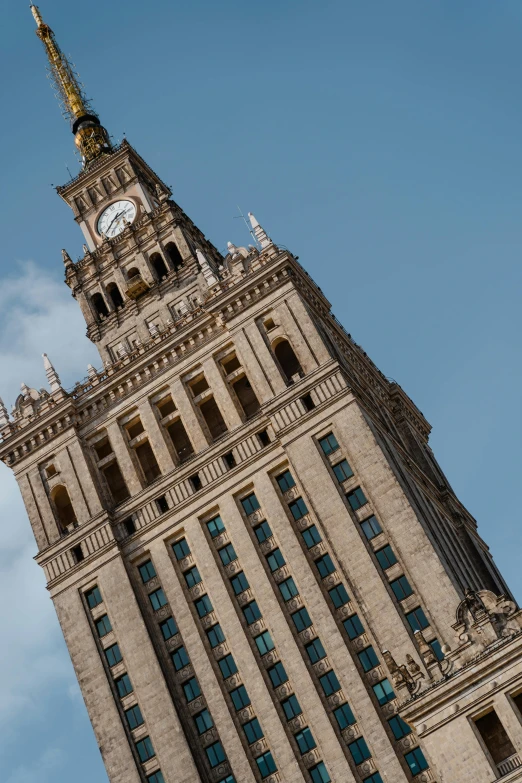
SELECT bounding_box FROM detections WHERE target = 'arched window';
[166,242,184,269]
[126,267,140,280]
[91,292,109,319]
[51,485,78,532]
[106,282,124,309]
[150,253,169,281]
[273,339,303,384]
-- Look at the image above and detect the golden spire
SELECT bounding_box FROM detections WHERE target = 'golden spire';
[30,5,112,167]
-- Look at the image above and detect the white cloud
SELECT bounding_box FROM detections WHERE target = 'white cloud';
[0,263,100,773]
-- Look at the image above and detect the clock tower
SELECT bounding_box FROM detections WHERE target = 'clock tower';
[1,7,519,783]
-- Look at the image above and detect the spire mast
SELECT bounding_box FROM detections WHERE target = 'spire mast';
[30,4,112,167]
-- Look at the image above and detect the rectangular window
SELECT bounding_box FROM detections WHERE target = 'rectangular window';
[85,586,102,609]
[199,396,228,441]
[319,433,339,456]
[343,613,365,640]
[156,495,169,514]
[347,487,368,511]
[282,694,302,720]
[136,736,155,762]
[255,630,275,656]
[230,571,249,595]
[292,607,313,633]
[295,727,316,754]
[254,520,272,543]
[243,717,264,744]
[268,661,288,688]
[361,515,382,540]
[315,553,336,578]
[172,538,191,560]
[320,670,341,697]
[405,747,429,775]
[104,643,122,667]
[96,614,112,638]
[207,515,226,538]
[243,601,262,625]
[194,708,213,735]
[218,654,238,679]
[388,715,412,740]
[206,740,226,768]
[333,459,354,482]
[430,639,444,661]
[125,704,144,730]
[406,607,430,633]
[138,560,156,583]
[390,575,413,601]
[256,751,277,779]
[223,451,236,470]
[195,594,213,618]
[219,543,237,566]
[207,624,226,648]
[276,470,296,492]
[189,473,202,492]
[358,646,379,672]
[184,566,202,588]
[172,645,190,671]
[115,673,133,698]
[306,637,326,664]
[334,703,356,730]
[301,393,315,411]
[230,685,250,710]
[474,710,517,765]
[363,775,383,783]
[241,493,260,515]
[310,763,331,783]
[279,576,299,602]
[183,677,201,702]
[149,588,168,611]
[329,583,350,608]
[289,497,308,521]
[348,736,371,765]
[217,777,236,783]
[302,525,322,548]
[372,679,395,705]
[160,617,178,640]
[147,773,165,783]
[375,545,397,570]
[267,548,286,572]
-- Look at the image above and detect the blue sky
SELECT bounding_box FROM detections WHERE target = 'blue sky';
[1,1,521,780]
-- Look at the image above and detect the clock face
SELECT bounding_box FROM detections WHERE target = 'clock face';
[97,200,137,238]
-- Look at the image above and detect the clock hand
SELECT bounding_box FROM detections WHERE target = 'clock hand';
[106,210,125,232]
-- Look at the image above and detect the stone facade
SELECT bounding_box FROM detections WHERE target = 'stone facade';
[2,15,517,781]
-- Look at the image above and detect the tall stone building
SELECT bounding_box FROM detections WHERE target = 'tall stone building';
[1,6,521,783]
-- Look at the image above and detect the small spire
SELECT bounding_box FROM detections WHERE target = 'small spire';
[62,249,73,267]
[0,397,10,429]
[43,353,62,394]
[248,212,273,250]
[87,364,98,380]
[196,249,219,287]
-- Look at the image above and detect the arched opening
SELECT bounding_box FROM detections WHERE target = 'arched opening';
[126,267,140,280]
[51,485,78,532]
[273,339,303,384]
[106,282,124,310]
[91,292,109,319]
[150,253,169,281]
[166,242,184,270]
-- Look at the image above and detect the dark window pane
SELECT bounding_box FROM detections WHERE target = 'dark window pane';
[206,740,226,768]
[295,727,316,753]
[373,679,395,705]
[195,594,213,617]
[358,646,379,672]
[256,751,277,778]
[389,715,412,740]
[361,515,382,540]
[149,588,168,611]
[125,704,144,730]
[333,459,354,482]
[219,654,238,679]
[254,520,273,543]
[230,685,250,710]
[219,543,237,566]
[184,566,202,588]
[310,762,331,783]
[276,470,296,492]
[241,493,260,515]
[315,553,336,578]
[267,548,286,572]
[255,631,275,656]
[343,613,364,639]
[171,645,190,671]
[302,525,322,549]
[406,607,430,633]
[390,576,413,601]
[243,601,262,625]
[207,515,226,538]
[136,736,155,762]
[334,703,356,730]
[279,576,299,602]
[430,639,445,661]
[147,773,165,783]
[115,673,133,697]
[268,661,288,688]
[319,433,339,455]
[207,624,226,648]
[183,677,201,702]
[329,584,350,608]
[243,717,264,744]
[362,775,383,783]
[375,545,397,570]
[282,694,302,720]
[195,708,213,734]
[292,607,313,633]
[160,617,178,640]
[320,670,341,697]
[231,571,249,595]
[104,643,122,667]
[347,487,368,511]
[405,748,429,775]
[96,614,112,637]
[289,497,308,521]
[172,538,191,560]
[139,560,157,583]
[306,637,326,664]
[85,586,102,609]
[348,737,371,765]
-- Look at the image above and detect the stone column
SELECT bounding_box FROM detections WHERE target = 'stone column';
[286,292,332,365]
[202,357,243,430]
[244,323,288,396]
[57,443,92,525]
[232,328,273,404]
[274,300,318,374]
[138,400,176,475]
[170,379,210,452]
[106,421,143,495]
[19,471,55,549]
